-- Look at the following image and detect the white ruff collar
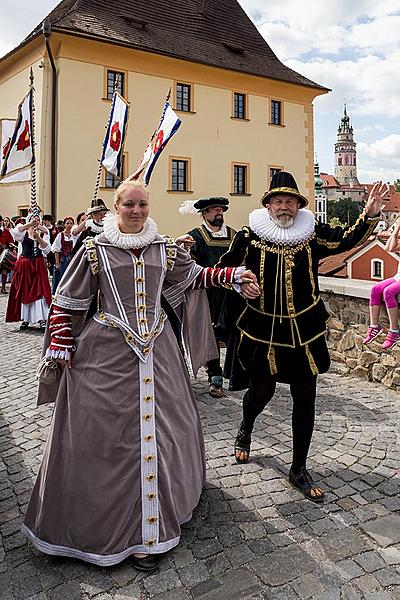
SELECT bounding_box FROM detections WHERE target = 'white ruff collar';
[103,213,158,249]
[86,219,104,234]
[249,208,315,246]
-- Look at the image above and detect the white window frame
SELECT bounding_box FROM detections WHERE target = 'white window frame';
[371,259,384,280]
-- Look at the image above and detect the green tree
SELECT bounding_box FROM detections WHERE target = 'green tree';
[394,179,400,192]
[327,197,364,226]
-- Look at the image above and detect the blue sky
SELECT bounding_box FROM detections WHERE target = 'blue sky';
[1,0,399,184]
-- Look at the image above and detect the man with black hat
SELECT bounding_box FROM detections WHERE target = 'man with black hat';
[180,197,236,397]
[70,197,108,257]
[218,171,389,501]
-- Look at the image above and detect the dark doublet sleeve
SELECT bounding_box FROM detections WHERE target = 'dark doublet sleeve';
[315,210,380,259]
[216,227,250,268]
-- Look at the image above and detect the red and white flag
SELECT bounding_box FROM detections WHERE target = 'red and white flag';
[143,102,181,186]
[0,119,31,183]
[101,91,129,177]
[0,89,34,178]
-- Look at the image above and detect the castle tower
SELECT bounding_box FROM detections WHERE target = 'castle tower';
[334,104,359,186]
[314,157,327,223]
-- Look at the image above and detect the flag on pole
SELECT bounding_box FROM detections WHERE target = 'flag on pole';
[143,102,181,186]
[100,91,129,178]
[0,119,31,183]
[0,89,34,178]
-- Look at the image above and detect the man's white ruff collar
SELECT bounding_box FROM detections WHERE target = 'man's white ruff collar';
[86,219,104,234]
[103,213,158,249]
[249,208,315,246]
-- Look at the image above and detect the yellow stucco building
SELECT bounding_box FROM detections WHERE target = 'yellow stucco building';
[0,0,328,235]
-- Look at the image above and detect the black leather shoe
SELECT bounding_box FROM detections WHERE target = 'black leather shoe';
[131,554,160,572]
[19,321,29,330]
[289,467,325,503]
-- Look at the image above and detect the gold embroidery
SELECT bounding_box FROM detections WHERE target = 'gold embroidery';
[267,345,277,375]
[196,225,234,247]
[306,245,317,303]
[316,238,341,249]
[259,247,266,312]
[304,344,319,376]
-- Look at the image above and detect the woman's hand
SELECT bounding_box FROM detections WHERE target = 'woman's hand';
[175,234,195,250]
[32,228,41,240]
[240,269,260,299]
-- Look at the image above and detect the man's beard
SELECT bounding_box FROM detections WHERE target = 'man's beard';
[270,213,295,228]
[206,215,224,228]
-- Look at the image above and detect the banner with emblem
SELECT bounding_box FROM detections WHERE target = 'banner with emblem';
[0,119,31,183]
[143,102,181,186]
[0,90,34,179]
[100,91,129,178]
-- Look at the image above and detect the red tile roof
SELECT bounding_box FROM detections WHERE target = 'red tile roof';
[318,239,372,277]
[3,0,328,91]
[382,191,400,212]
[320,173,340,187]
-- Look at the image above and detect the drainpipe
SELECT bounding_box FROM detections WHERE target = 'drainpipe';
[42,19,57,220]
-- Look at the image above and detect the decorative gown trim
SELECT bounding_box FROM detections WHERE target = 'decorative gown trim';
[21,524,179,565]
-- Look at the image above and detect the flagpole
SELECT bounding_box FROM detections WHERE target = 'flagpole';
[29,68,39,220]
[92,75,121,202]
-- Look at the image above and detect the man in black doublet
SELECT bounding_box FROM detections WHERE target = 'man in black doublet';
[186,197,236,397]
[218,172,388,501]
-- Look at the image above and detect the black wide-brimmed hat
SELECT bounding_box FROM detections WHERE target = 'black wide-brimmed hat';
[193,197,229,212]
[86,197,109,215]
[261,171,308,208]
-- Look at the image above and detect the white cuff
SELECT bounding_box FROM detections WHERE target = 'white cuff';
[233,266,246,283]
[45,348,71,360]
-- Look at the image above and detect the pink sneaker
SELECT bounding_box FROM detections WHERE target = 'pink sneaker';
[363,324,383,344]
[381,330,400,350]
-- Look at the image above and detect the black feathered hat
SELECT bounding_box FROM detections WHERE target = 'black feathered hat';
[261,171,308,208]
[193,197,229,212]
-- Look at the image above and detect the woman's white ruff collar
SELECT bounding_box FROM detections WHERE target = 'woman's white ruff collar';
[249,208,315,246]
[103,213,158,249]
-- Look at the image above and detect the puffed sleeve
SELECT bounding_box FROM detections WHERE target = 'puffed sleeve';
[51,232,62,253]
[53,242,98,312]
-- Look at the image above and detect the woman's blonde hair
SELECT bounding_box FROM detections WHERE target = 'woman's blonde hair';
[114,180,149,205]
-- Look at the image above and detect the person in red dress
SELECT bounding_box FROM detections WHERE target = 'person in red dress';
[0,215,15,294]
[6,217,51,331]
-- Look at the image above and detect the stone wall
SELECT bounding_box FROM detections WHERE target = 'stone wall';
[321,289,400,390]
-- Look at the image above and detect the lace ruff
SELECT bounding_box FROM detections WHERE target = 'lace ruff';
[249,208,315,246]
[103,213,158,249]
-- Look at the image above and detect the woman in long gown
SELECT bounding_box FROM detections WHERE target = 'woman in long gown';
[22,181,259,571]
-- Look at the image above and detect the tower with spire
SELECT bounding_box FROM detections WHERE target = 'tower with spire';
[334,103,359,187]
[314,156,327,223]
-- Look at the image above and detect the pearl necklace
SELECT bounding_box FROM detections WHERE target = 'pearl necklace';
[249,208,315,246]
[103,213,158,249]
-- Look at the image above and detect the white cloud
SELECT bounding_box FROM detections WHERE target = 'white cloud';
[287,52,400,119]
[358,135,400,182]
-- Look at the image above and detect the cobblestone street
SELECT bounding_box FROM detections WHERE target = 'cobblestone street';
[1,292,400,600]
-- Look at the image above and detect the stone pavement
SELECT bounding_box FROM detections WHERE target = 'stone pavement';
[0,293,400,600]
